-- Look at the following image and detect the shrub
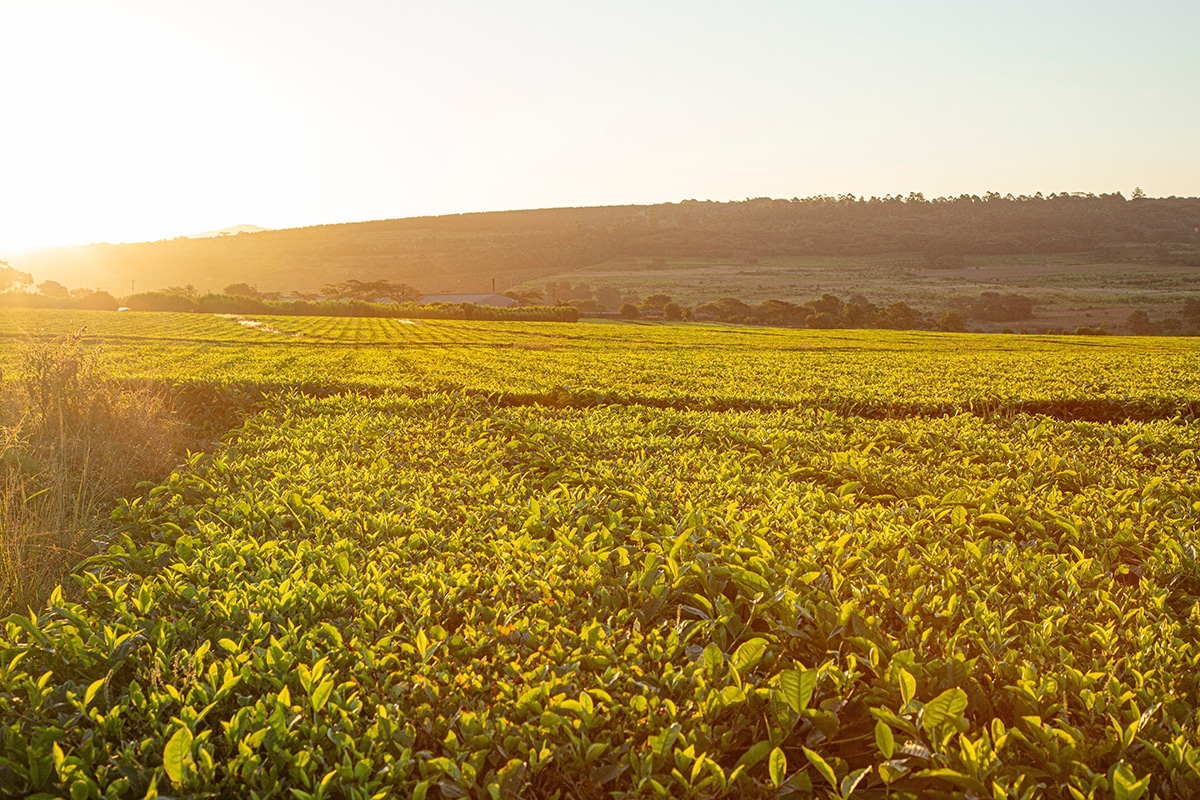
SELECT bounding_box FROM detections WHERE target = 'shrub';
[967,292,1036,322]
[1127,310,1159,335]
[694,297,753,322]
[938,311,967,332]
[72,291,119,311]
[125,292,197,312]
[195,293,272,314]
[640,293,673,311]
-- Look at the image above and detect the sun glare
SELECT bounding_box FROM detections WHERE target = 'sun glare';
[1,4,313,248]
[2,4,1200,797]
[2,2,1198,252]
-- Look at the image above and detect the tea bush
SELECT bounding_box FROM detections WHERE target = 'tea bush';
[1,393,1198,797]
[1,310,1199,797]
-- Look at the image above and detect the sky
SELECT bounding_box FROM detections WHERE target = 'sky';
[1,0,1198,248]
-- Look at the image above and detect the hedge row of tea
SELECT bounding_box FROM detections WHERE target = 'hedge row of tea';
[0,292,582,322]
[3,309,1199,421]
[3,390,1200,798]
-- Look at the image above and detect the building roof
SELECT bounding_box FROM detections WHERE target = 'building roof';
[418,293,519,307]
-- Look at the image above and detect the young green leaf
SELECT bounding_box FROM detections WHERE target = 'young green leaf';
[731,638,768,676]
[702,643,723,675]
[803,747,838,789]
[84,678,105,709]
[162,727,193,786]
[878,760,909,785]
[311,677,335,712]
[778,668,817,714]
[1112,763,1150,800]
[875,720,894,759]
[769,747,787,787]
[922,687,968,733]
[897,668,916,709]
[734,741,772,771]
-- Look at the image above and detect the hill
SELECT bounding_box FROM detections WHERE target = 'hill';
[3,193,1199,330]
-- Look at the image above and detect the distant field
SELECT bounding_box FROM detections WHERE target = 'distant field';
[3,308,1199,413]
[5,195,1199,334]
[521,252,1200,332]
[2,309,1200,797]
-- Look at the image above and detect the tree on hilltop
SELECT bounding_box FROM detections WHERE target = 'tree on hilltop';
[0,261,33,293]
[224,282,261,297]
[37,280,70,298]
[321,279,420,303]
[640,293,674,311]
[594,286,622,311]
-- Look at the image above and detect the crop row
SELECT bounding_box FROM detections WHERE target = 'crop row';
[2,393,1199,796]
[3,310,1199,422]
[0,309,527,346]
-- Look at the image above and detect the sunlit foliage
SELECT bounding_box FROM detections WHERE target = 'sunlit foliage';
[0,309,1198,797]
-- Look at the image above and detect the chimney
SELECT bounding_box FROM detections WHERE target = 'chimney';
[492,278,496,293]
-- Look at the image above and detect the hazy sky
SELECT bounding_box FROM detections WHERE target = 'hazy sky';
[1,0,1197,248]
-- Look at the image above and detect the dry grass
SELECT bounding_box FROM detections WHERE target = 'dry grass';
[0,330,189,613]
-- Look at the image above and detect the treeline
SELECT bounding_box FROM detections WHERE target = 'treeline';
[608,291,1200,335]
[692,295,945,329]
[600,288,1040,326]
[613,293,969,331]
[8,193,1199,295]
[0,289,122,311]
[0,288,579,322]
[123,291,579,321]
[1128,299,1200,336]
[0,268,122,310]
[605,291,1130,335]
[636,193,1200,260]
[562,284,1037,330]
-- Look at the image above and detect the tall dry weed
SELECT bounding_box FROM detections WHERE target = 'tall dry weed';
[0,330,187,612]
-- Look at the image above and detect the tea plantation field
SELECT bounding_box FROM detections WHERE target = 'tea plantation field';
[2,309,1200,798]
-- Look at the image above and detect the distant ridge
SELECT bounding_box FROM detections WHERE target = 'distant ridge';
[187,224,269,239]
[5,195,1199,302]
